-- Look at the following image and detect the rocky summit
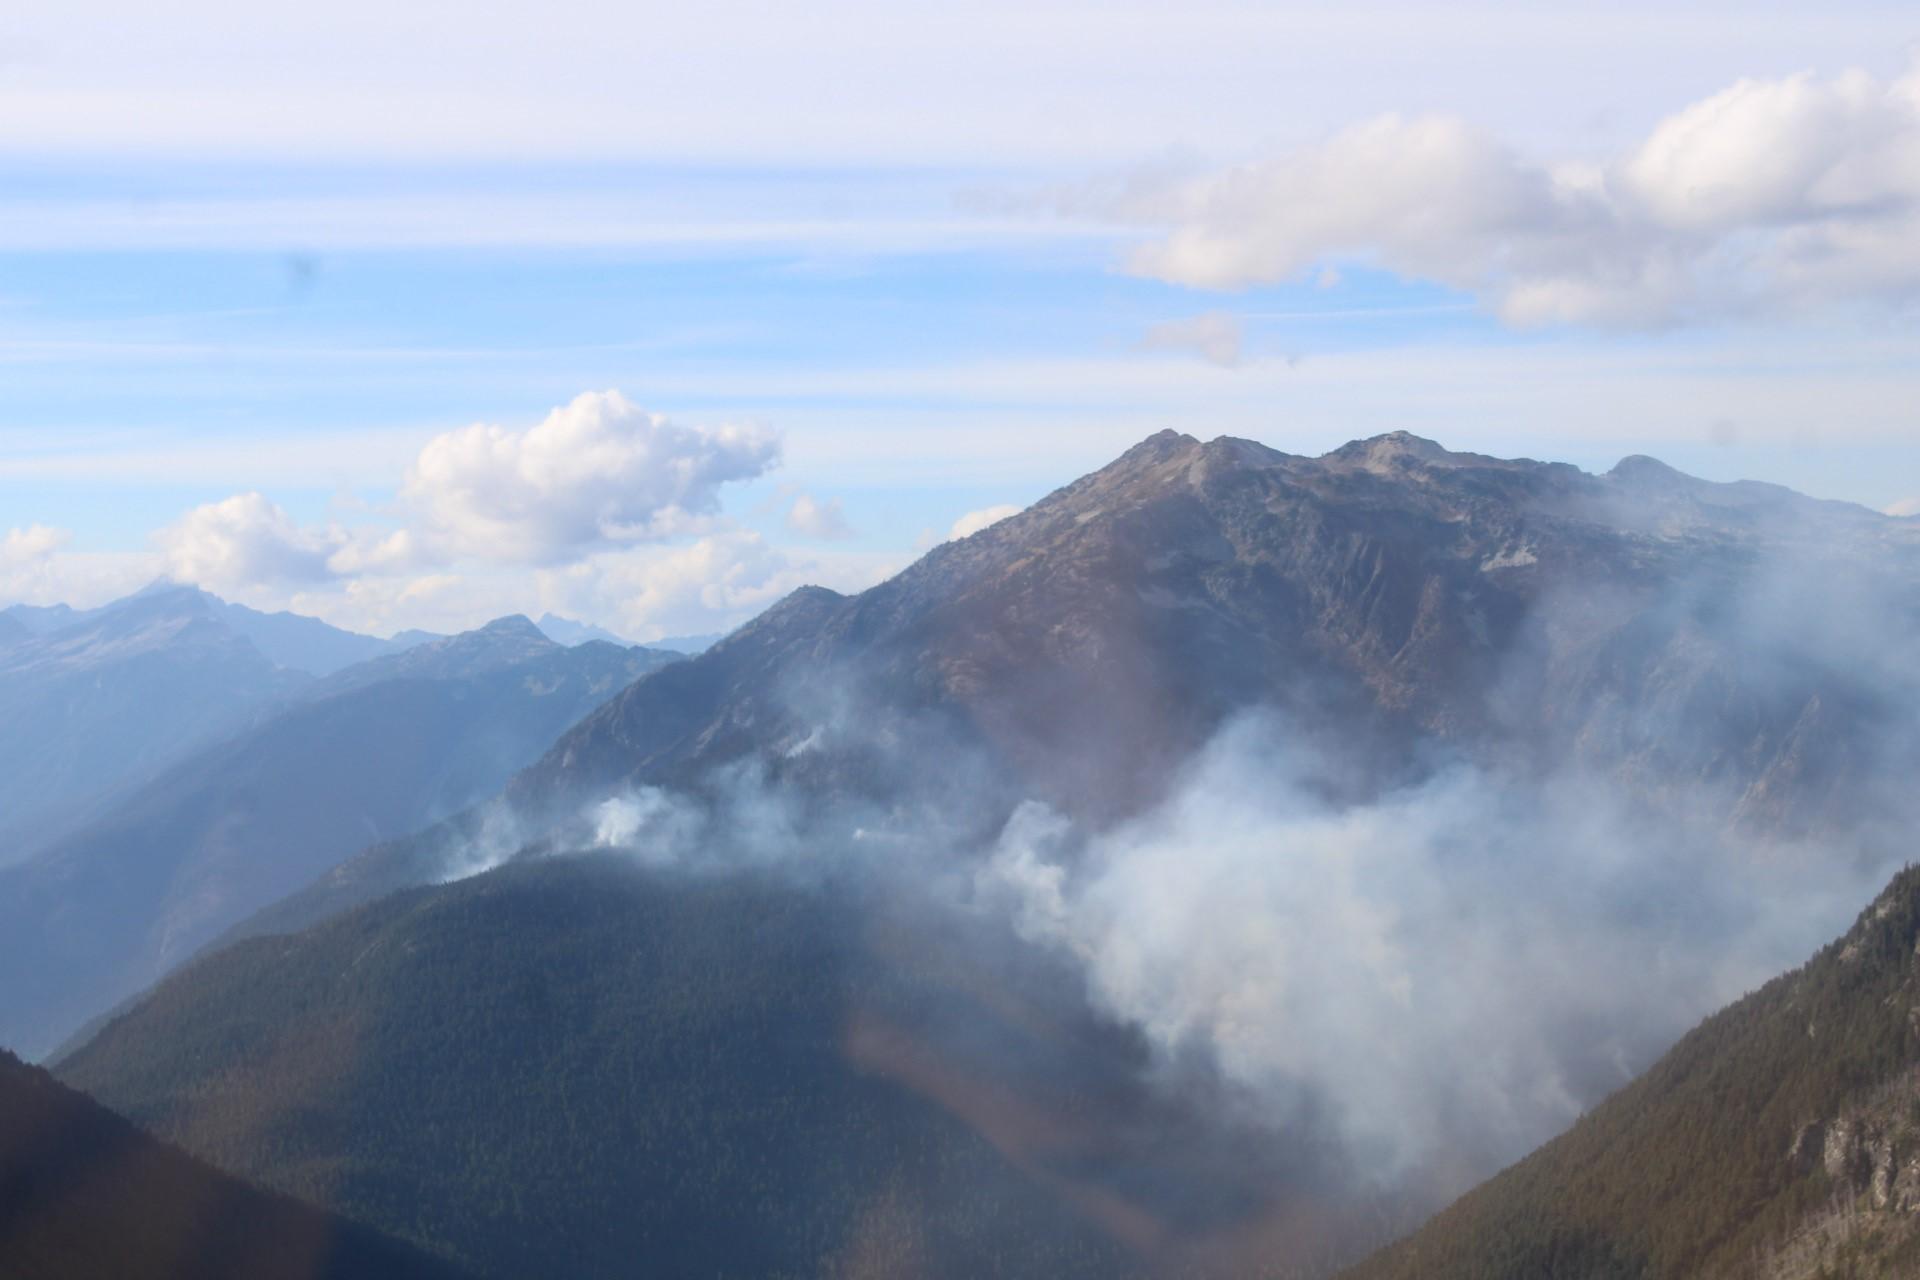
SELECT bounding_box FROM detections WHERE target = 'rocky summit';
[513,430,1919,835]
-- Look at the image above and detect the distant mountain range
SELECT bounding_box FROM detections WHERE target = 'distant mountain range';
[0,613,679,1059]
[3,583,412,675]
[0,586,318,858]
[0,589,697,863]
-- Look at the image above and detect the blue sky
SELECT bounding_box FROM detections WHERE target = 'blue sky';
[1,3,1917,637]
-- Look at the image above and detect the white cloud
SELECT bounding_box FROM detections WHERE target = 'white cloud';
[2,524,71,563]
[947,504,1022,540]
[784,492,853,540]
[1140,311,1244,367]
[533,533,897,641]
[86,393,898,637]
[0,524,158,609]
[153,492,339,590]
[272,572,491,639]
[400,390,779,564]
[324,527,426,577]
[1889,497,1920,517]
[252,535,903,641]
[1102,62,1920,327]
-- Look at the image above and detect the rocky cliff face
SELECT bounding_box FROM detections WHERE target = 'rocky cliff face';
[1767,1055,1920,1276]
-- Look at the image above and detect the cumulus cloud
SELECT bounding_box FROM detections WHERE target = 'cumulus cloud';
[401,389,780,563]
[1888,497,1920,517]
[119,390,796,628]
[785,492,853,540]
[153,492,339,589]
[947,504,1022,541]
[1092,62,1920,327]
[88,392,898,637]
[1140,311,1244,366]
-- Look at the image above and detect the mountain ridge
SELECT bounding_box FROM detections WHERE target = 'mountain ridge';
[0,617,680,1059]
[0,586,313,858]
[510,428,1918,829]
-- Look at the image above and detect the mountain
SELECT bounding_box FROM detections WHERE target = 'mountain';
[55,856,1224,1280]
[1338,860,1920,1280]
[0,586,312,860]
[49,433,1920,1279]
[312,613,561,695]
[1,601,82,634]
[0,584,439,859]
[196,590,411,676]
[0,1048,472,1280]
[0,618,678,1060]
[4,584,417,677]
[506,430,1918,836]
[535,612,633,646]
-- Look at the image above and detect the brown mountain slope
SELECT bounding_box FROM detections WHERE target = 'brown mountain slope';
[516,429,1920,831]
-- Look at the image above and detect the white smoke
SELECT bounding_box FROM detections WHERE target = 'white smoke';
[433,800,532,884]
[976,711,1900,1179]
[421,510,1920,1200]
[591,788,705,864]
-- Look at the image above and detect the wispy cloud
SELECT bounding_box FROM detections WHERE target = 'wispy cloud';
[1139,311,1244,367]
[784,492,854,541]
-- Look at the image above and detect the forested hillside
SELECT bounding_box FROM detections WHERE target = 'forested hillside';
[0,1048,471,1279]
[58,856,1227,1279]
